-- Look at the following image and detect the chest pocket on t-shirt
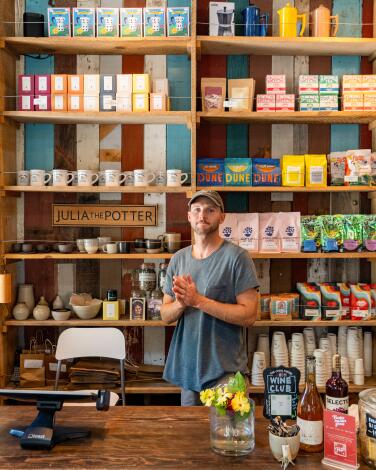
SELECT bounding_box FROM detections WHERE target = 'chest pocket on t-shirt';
[205,284,233,303]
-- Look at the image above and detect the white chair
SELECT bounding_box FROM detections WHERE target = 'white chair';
[54,328,126,406]
[64,390,119,407]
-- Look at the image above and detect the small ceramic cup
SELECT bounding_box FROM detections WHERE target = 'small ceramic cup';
[84,238,99,254]
[76,239,86,253]
[17,170,30,186]
[77,170,99,187]
[103,243,117,254]
[58,243,73,254]
[117,241,131,254]
[21,243,33,253]
[104,169,126,187]
[30,169,51,186]
[98,236,112,252]
[166,169,189,187]
[52,169,74,187]
[268,432,300,462]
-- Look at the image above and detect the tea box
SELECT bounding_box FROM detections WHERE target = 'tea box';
[342,75,363,93]
[18,75,34,95]
[305,154,327,187]
[342,93,363,111]
[256,94,275,112]
[350,284,371,320]
[319,283,342,320]
[48,8,70,37]
[97,8,119,37]
[319,75,339,95]
[167,7,190,37]
[34,95,51,111]
[266,75,286,95]
[364,93,376,111]
[282,155,305,187]
[132,93,149,112]
[150,93,167,111]
[84,74,100,95]
[116,74,133,95]
[133,74,150,94]
[68,75,84,95]
[120,8,143,37]
[252,158,281,187]
[196,158,224,186]
[209,2,235,37]
[51,75,67,94]
[116,94,132,112]
[260,294,271,319]
[83,96,99,112]
[18,95,33,111]
[299,94,320,111]
[299,75,319,95]
[144,8,166,37]
[153,78,169,95]
[68,94,83,112]
[237,213,259,252]
[275,94,295,111]
[100,75,117,94]
[72,8,95,37]
[297,282,321,321]
[319,94,338,111]
[362,75,376,92]
[225,158,252,186]
[52,94,67,111]
[35,75,51,94]
[103,301,119,321]
[337,283,351,319]
[100,93,116,112]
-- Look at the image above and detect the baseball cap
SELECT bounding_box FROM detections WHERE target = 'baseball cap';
[188,190,224,212]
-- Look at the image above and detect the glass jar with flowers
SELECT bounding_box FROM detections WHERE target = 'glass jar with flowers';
[200,371,255,456]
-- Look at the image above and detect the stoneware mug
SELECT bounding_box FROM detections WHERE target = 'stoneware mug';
[17,170,30,186]
[52,169,74,187]
[167,169,189,187]
[30,169,52,186]
[77,170,99,186]
[105,169,127,187]
[134,169,156,187]
[84,238,99,254]
[103,243,118,254]
[159,232,181,253]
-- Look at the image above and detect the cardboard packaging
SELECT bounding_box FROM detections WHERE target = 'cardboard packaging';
[201,77,226,112]
[72,8,95,37]
[342,93,363,111]
[362,75,376,92]
[319,284,342,320]
[144,8,166,37]
[68,94,84,112]
[48,8,71,37]
[132,93,149,112]
[153,78,169,95]
[51,94,67,111]
[116,94,132,112]
[68,75,84,95]
[266,75,286,95]
[167,7,190,37]
[364,92,376,111]
[225,158,252,186]
[209,2,235,36]
[120,8,143,37]
[150,93,167,111]
[84,95,99,112]
[252,158,281,186]
[132,74,150,94]
[84,74,100,95]
[228,78,254,111]
[100,93,116,112]
[299,75,319,95]
[305,154,327,187]
[103,301,119,321]
[18,75,34,95]
[319,94,338,111]
[299,94,320,111]
[34,94,51,111]
[275,94,295,111]
[319,75,339,95]
[51,74,67,94]
[197,158,224,186]
[282,155,305,186]
[100,75,117,94]
[117,74,133,94]
[97,8,120,37]
[18,95,34,111]
[256,94,275,112]
[342,75,363,93]
[35,75,51,94]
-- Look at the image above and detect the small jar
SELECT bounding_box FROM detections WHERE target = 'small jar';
[158,263,168,291]
[147,289,163,320]
[106,289,118,301]
[138,263,156,292]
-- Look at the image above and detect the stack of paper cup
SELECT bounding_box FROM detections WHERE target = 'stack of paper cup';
[347,327,362,382]
[319,337,332,381]
[364,332,373,377]
[338,326,348,358]
[327,333,337,355]
[340,356,350,383]
[303,327,316,355]
[290,333,305,384]
[314,349,327,387]
[256,334,270,368]
[358,328,364,359]
[251,351,266,386]
[271,331,289,367]
[354,358,365,385]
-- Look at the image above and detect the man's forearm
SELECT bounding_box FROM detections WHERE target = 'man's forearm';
[160,300,185,324]
[195,295,256,327]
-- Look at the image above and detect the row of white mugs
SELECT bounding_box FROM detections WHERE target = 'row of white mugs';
[17,168,189,187]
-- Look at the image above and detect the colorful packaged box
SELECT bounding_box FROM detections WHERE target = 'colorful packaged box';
[319,75,339,95]
[319,95,338,111]
[364,92,376,111]
[132,74,150,94]
[34,95,51,111]
[51,74,67,94]
[275,94,295,111]
[209,2,235,36]
[116,94,132,112]
[150,93,167,111]
[299,75,319,95]
[100,75,117,94]
[256,94,275,112]
[18,75,34,95]
[117,74,133,95]
[68,75,84,95]
[252,158,281,186]
[197,158,224,186]
[153,78,169,95]
[120,8,143,37]
[103,301,119,321]
[328,152,346,186]
[132,93,149,112]
[305,154,327,187]
[350,284,371,320]
[266,75,286,95]
[344,149,372,185]
[319,283,342,320]
[238,213,259,252]
[48,8,70,37]
[270,295,293,321]
[72,8,95,37]
[342,93,363,111]
[337,283,351,319]
[83,95,99,112]
[144,8,166,37]
[100,94,116,112]
[68,94,84,112]
[18,95,34,111]
[299,94,320,111]
[342,75,363,93]
[282,155,305,187]
[52,94,67,111]
[97,8,119,37]
[167,7,190,37]
[225,158,252,186]
[84,75,100,96]
[35,75,51,94]
[296,282,321,321]
[362,75,376,92]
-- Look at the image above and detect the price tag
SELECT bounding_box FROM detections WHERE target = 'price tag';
[263,366,300,420]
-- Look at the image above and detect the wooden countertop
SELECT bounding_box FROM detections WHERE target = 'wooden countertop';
[0,406,367,469]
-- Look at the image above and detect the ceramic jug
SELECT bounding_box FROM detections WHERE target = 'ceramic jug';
[277,2,306,38]
[311,4,338,37]
[17,284,35,313]
[33,296,50,321]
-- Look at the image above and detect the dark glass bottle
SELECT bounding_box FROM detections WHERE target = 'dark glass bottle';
[325,354,349,414]
[297,355,324,453]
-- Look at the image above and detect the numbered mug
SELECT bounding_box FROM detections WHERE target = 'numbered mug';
[30,169,52,187]
[167,169,188,187]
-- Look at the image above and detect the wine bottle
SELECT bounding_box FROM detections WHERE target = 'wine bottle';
[325,353,349,414]
[297,355,324,453]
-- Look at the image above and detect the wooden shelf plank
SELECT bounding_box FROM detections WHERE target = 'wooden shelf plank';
[197,111,376,125]
[250,252,376,259]
[5,318,175,327]
[254,320,376,327]
[3,111,191,127]
[4,253,174,260]
[201,186,376,193]
[4,185,192,195]
[4,37,191,56]
[198,36,376,57]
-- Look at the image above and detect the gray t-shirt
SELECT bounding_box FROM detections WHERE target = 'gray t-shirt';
[163,240,259,392]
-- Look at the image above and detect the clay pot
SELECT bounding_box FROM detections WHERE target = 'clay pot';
[12,302,30,321]
[33,296,50,321]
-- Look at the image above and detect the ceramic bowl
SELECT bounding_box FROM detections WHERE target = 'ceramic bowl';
[58,243,73,254]
[268,432,300,462]
[52,308,71,321]
[72,300,102,320]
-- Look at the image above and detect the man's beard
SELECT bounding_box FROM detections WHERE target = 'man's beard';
[193,220,220,235]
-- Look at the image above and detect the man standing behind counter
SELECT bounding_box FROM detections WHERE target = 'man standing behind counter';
[160,190,259,406]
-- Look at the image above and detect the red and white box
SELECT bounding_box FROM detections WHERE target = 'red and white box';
[342,93,363,111]
[299,75,319,95]
[34,94,51,111]
[342,75,363,93]
[275,94,295,111]
[364,93,376,111]
[18,75,34,95]
[35,75,51,94]
[256,94,275,112]
[363,75,376,92]
[17,95,34,111]
[266,75,285,95]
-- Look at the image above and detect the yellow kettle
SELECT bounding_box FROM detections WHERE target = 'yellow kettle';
[277,2,306,38]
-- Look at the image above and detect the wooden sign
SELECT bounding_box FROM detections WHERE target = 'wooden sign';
[52,204,157,227]
[263,366,300,421]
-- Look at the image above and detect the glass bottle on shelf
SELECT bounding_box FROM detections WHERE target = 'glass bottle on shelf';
[325,353,349,414]
[297,355,324,453]
[158,262,168,293]
[147,289,163,320]
[138,263,157,292]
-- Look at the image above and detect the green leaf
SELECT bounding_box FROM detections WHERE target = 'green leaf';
[215,406,227,416]
[226,371,246,393]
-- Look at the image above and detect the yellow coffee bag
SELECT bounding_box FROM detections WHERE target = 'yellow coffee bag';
[305,154,327,187]
[282,155,305,186]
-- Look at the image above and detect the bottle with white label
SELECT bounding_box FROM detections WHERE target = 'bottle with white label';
[297,355,324,452]
[325,353,349,414]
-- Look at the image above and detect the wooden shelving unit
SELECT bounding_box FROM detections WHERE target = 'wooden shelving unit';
[4,185,193,195]
[4,252,174,260]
